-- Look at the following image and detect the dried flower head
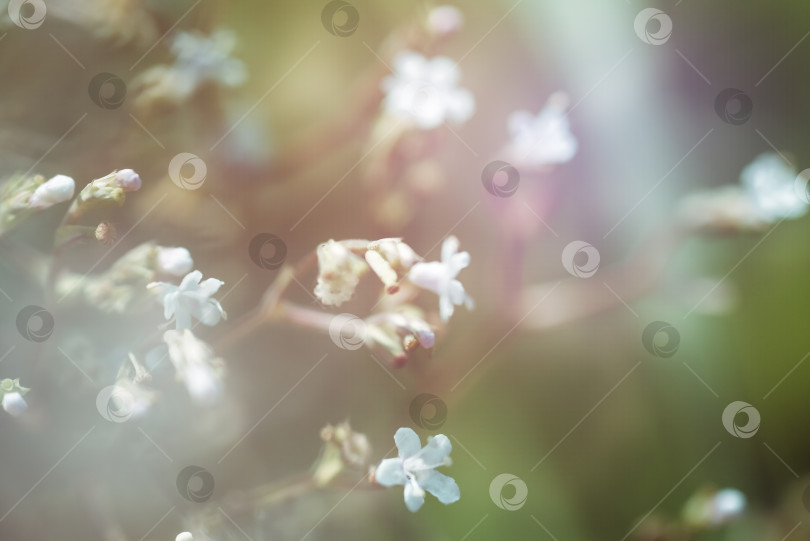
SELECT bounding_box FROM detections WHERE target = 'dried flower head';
[314,239,369,306]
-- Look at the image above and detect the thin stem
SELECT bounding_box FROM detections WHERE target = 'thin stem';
[212,251,318,351]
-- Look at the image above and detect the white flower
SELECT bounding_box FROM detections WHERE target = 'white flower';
[2,391,27,416]
[171,29,247,95]
[157,247,194,276]
[375,427,460,512]
[740,152,807,222]
[382,52,475,130]
[149,270,226,329]
[164,329,224,404]
[28,174,75,209]
[175,532,194,541]
[408,236,473,321]
[708,488,746,525]
[506,95,577,167]
[684,487,746,528]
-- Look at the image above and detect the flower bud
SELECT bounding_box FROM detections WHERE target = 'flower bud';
[28,174,75,209]
[427,6,464,36]
[365,238,421,293]
[157,247,194,276]
[2,391,27,416]
[114,169,142,192]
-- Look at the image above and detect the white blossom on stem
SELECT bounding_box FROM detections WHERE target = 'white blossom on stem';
[375,427,460,512]
[382,52,475,129]
[505,95,577,167]
[149,270,226,329]
[408,236,473,321]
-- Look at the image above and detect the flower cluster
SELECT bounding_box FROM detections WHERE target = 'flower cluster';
[315,236,472,322]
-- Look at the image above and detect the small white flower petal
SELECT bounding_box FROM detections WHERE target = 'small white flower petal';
[195,300,225,326]
[162,291,178,320]
[417,470,460,505]
[439,295,454,322]
[158,247,194,276]
[408,261,444,295]
[404,479,426,512]
[413,434,452,468]
[395,427,422,458]
[450,251,470,274]
[446,280,468,306]
[198,277,224,297]
[180,270,203,290]
[441,235,460,263]
[375,457,406,487]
